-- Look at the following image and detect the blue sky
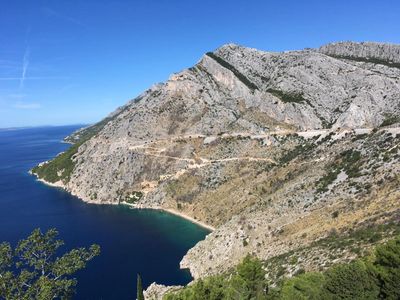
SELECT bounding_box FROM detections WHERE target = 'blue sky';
[1,0,399,128]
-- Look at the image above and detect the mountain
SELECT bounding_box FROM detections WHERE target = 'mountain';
[32,41,400,283]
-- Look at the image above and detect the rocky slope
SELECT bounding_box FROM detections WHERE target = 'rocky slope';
[32,41,400,283]
[319,41,400,66]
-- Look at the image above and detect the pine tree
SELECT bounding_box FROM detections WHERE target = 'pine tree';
[372,236,400,299]
[0,228,100,299]
[137,273,145,300]
[322,260,379,299]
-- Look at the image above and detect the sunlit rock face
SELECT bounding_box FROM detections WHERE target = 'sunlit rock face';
[38,41,400,279]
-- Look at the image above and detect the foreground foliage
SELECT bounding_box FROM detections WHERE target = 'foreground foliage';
[164,235,400,299]
[0,228,100,299]
[137,274,145,300]
[164,256,267,300]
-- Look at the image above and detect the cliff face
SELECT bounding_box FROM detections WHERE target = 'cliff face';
[33,41,400,278]
[319,41,400,65]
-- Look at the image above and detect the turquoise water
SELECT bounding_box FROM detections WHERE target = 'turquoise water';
[0,125,210,299]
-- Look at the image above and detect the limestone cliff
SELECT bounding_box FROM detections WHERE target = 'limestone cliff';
[32,41,400,280]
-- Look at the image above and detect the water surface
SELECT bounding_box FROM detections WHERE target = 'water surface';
[0,125,209,299]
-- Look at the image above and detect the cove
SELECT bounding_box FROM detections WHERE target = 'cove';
[0,125,210,299]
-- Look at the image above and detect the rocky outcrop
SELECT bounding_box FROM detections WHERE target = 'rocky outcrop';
[319,41,400,66]
[143,283,182,300]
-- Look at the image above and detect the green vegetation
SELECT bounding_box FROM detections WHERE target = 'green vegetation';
[340,149,362,177]
[32,115,117,183]
[310,222,400,253]
[319,117,334,129]
[0,228,100,299]
[164,255,267,300]
[279,272,325,300]
[31,116,112,183]
[322,260,379,299]
[206,52,258,91]
[263,223,400,284]
[266,89,308,104]
[380,113,400,127]
[31,140,84,183]
[32,104,130,184]
[137,274,144,300]
[316,149,362,193]
[65,118,111,143]
[328,54,400,69]
[373,237,400,299]
[279,142,315,165]
[164,234,400,300]
[316,168,340,193]
[120,191,143,204]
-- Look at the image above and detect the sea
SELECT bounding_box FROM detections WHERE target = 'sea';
[0,125,209,299]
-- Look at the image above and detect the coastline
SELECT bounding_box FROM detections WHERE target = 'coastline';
[161,208,215,231]
[120,202,215,232]
[152,207,215,231]
[31,171,215,232]
[35,176,66,189]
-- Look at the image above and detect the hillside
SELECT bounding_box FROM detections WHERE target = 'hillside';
[32,41,400,283]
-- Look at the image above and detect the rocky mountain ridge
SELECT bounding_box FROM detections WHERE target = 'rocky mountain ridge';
[318,41,400,66]
[32,41,400,286]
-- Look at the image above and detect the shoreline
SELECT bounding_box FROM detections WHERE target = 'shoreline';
[120,202,215,231]
[31,171,215,231]
[35,176,66,189]
[152,207,215,231]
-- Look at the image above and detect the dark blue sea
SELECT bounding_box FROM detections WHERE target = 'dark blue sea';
[0,125,209,299]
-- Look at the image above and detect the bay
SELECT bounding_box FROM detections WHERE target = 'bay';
[0,125,209,299]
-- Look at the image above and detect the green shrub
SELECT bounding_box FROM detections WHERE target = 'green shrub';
[164,255,267,300]
[317,149,362,193]
[32,104,131,183]
[122,191,143,204]
[236,255,267,298]
[279,142,315,165]
[327,54,400,69]
[280,272,325,300]
[266,89,307,104]
[316,168,340,193]
[372,236,400,299]
[322,260,379,299]
[164,276,226,300]
[31,141,84,183]
[164,234,400,300]
[380,114,400,127]
[340,149,362,177]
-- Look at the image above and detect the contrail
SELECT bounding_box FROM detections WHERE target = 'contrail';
[19,47,30,89]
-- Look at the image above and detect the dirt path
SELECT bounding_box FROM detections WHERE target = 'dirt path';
[121,126,398,193]
[126,127,387,177]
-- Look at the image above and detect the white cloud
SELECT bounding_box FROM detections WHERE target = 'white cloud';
[14,101,41,109]
[8,93,27,99]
